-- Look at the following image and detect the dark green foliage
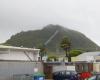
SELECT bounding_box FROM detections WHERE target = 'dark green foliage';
[60,37,71,50]
[47,56,58,61]
[5,24,100,53]
[70,49,83,57]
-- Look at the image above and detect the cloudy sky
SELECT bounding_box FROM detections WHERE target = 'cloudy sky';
[0,0,100,46]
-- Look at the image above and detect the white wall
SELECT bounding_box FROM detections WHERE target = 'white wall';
[93,63,100,72]
[0,50,39,61]
[0,61,43,80]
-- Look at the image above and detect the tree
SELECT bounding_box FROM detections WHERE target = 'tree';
[60,37,71,62]
[70,49,83,57]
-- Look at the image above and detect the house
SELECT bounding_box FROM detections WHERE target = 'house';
[0,45,44,80]
[0,45,40,61]
[76,51,100,62]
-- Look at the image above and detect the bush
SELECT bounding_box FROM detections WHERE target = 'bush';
[70,49,83,57]
[47,56,58,61]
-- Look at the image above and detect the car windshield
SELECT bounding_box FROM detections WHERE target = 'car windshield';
[54,71,76,75]
[65,71,70,75]
[65,71,76,75]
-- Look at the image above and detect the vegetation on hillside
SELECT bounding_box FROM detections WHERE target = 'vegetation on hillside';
[4,24,100,55]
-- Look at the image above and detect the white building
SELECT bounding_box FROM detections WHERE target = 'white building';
[0,45,40,61]
[76,51,100,62]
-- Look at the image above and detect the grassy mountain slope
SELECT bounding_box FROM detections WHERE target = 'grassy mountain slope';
[5,24,100,53]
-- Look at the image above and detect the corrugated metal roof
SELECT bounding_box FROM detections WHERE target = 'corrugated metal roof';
[0,45,40,51]
[77,51,100,58]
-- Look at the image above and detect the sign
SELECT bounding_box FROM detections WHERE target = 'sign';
[34,68,38,72]
[53,66,75,72]
[66,66,75,71]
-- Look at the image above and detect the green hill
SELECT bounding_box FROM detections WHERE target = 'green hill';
[5,24,100,53]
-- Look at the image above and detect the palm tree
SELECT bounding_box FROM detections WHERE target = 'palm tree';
[60,37,71,62]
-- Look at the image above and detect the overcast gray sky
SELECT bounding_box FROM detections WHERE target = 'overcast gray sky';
[0,0,100,46]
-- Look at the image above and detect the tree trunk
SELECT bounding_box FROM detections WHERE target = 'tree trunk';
[66,50,71,62]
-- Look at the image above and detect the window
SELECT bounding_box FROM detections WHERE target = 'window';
[97,75,100,80]
[83,64,88,72]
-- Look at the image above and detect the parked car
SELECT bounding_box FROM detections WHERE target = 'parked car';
[53,70,79,80]
[88,73,100,80]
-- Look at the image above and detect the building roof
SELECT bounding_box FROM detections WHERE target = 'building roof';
[77,51,100,58]
[76,51,100,62]
[0,45,40,52]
